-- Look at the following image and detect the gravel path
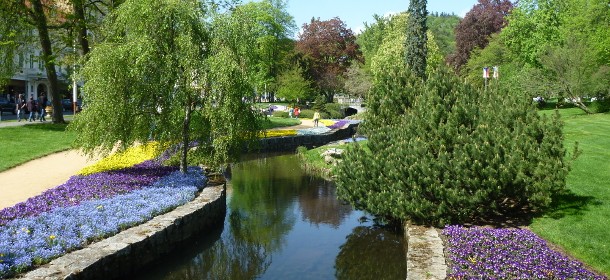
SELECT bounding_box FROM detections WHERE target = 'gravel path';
[0,150,100,209]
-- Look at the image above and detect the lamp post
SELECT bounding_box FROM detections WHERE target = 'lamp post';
[73,40,78,113]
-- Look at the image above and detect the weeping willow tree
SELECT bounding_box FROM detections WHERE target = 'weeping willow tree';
[69,0,262,172]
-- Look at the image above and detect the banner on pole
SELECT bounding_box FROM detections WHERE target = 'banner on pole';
[493,66,499,79]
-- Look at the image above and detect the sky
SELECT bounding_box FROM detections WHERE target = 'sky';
[284,0,479,35]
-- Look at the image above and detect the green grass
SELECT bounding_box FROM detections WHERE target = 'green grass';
[0,123,75,172]
[260,116,300,130]
[530,111,610,276]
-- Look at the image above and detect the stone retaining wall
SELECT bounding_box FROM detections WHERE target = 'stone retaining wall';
[255,123,359,153]
[19,184,226,280]
[404,223,447,280]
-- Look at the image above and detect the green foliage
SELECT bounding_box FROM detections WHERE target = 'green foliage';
[589,99,610,114]
[405,0,428,79]
[324,103,344,119]
[298,109,314,119]
[343,62,372,99]
[337,68,569,226]
[69,0,262,171]
[479,0,610,113]
[369,13,442,84]
[426,13,460,57]
[312,95,326,111]
[224,0,296,95]
[275,64,312,102]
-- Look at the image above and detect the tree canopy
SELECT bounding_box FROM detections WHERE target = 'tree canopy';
[296,17,362,102]
[448,0,513,71]
[405,0,428,80]
[69,0,262,172]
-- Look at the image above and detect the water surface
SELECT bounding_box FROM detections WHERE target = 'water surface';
[135,154,406,280]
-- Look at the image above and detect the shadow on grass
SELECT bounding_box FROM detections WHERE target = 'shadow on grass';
[21,123,69,132]
[542,190,599,220]
[462,189,598,228]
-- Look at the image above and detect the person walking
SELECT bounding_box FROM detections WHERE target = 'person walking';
[17,94,25,122]
[313,110,321,127]
[294,107,300,119]
[38,93,47,121]
[27,95,36,122]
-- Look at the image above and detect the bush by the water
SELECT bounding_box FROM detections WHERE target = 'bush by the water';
[336,69,569,226]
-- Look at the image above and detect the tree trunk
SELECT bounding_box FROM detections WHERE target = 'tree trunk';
[31,0,65,123]
[180,96,192,173]
[72,0,90,56]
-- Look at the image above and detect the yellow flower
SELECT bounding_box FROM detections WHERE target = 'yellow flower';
[96,205,103,210]
[258,130,298,138]
[78,142,165,175]
[49,235,56,240]
[21,227,30,234]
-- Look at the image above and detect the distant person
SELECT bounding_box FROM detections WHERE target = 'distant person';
[288,107,294,118]
[27,95,36,122]
[17,94,25,122]
[294,107,300,119]
[313,111,321,127]
[38,93,47,121]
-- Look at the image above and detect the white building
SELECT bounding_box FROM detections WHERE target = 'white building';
[2,47,71,103]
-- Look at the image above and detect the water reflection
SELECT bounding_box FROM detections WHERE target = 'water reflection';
[298,180,353,228]
[133,154,405,280]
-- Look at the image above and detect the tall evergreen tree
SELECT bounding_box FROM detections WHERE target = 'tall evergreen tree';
[405,0,428,80]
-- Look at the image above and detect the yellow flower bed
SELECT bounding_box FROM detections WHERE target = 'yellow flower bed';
[320,119,336,126]
[78,142,164,175]
[259,130,298,138]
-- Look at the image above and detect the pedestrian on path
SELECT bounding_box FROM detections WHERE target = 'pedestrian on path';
[294,107,300,119]
[27,95,36,122]
[38,93,47,122]
[16,94,25,122]
[313,111,321,127]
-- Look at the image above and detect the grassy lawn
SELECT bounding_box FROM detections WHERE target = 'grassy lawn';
[0,123,75,172]
[260,116,300,130]
[530,110,610,275]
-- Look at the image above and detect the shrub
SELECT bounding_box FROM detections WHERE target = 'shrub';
[336,69,569,226]
[298,109,314,119]
[589,99,610,113]
[272,111,289,118]
[324,103,344,119]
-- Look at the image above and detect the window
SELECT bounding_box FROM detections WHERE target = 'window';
[38,56,44,70]
[29,55,34,69]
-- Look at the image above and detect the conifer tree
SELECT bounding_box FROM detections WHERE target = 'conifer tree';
[405,0,428,80]
[336,68,569,226]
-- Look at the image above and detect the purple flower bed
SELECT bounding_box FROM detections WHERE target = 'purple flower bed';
[0,160,177,226]
[0,167,206,278]
[327,120,350,130]
[443,225,607,279]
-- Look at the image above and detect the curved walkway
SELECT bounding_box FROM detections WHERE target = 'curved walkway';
[0,150,100,209]
[0,118,314,210]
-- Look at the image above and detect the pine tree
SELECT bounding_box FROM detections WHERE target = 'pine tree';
[405,0,428,80]
[336,68,569,226]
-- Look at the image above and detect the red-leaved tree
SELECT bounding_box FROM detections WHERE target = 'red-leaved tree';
[448,0,512,72]
[296,17,362,102]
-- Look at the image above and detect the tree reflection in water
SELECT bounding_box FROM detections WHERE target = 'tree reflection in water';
[335,225,406,280]
[133,154,406,279]
[298,180,353,228]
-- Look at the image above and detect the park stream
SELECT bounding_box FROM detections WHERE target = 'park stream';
[133,153,407,280]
